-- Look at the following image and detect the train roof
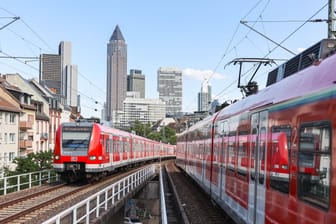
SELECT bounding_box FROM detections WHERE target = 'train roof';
[177,112,219,137]
[216,50,336,120]
[98,123,132,137]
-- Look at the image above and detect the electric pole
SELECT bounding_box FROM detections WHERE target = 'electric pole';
[329,0,336,38]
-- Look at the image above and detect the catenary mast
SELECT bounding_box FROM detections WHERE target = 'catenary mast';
[329,0,336,38]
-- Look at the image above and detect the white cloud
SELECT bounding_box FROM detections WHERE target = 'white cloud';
[182,68,226,81]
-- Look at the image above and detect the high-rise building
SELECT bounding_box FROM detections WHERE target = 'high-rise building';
[127,69,145,98]
[39,41,78,107]
[120,97,166,130]
[198,79,212,112]
[39,54,62,95]
[157,67,182,116]
[106,25,127,121]
[59,41,78,107]
[65,64,78,107]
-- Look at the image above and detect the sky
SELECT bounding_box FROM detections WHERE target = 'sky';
[0,0,329,118]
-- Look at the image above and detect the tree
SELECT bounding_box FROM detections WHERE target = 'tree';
[13,153,39,173]
[147,132,162,142]
[130,120,176,145]
[34,150,53,170]
[131,120,151,137]
[10,150,53,175]
[160,126,176,144]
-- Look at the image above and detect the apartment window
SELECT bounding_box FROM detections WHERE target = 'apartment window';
[9,152,15,161]
[9,113,15,124]
[9,133,15,143]
[4,133,7,143]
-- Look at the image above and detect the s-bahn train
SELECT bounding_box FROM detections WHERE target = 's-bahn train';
[176,39,336,224]
[53,121,175,182]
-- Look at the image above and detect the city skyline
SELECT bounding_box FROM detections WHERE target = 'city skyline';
[0,1,329,118]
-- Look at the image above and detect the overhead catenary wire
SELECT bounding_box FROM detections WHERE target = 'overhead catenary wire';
[205,0,267,83]
[213,1,328,102]
[0,5,106,113]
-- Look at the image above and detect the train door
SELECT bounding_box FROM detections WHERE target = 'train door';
[109,135,113,165]
[109,135,115,163]
[220,121,228,202]
[248,111,268,224]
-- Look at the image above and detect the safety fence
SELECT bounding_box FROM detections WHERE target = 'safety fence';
[43,165,156,224]
[0,169,59,195]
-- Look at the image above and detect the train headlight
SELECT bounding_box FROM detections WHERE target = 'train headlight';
[281,165,288,170]
[54,155,60,160]
[89,156,96,160]
[98,156,103,160]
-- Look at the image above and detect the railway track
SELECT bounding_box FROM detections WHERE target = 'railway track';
[0,164,152,223]
[0,184,86,223]
[165,161,235,224]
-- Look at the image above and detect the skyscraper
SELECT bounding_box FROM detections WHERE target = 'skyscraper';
[39,54,62,95]
[157,67,182,116]
[59,41,78,107]
[106,25,127,121]
[39,41,78,107]
[198,79,212,112]
[127,69,145,98]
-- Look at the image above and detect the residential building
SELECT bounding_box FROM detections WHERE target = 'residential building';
[29,79,65,150]
[157,67,182,116]
[0,78,36,156]
[3,74,50,153]
[0,85,20,170]
[106,25,127,121]
[127,69,145,98]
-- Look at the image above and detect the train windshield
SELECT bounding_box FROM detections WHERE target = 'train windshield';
[62,126,92,156]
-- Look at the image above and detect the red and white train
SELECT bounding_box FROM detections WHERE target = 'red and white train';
[53,121,175,182]
[176,39,336,224]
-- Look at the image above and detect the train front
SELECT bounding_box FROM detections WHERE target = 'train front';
[53,121,101,182]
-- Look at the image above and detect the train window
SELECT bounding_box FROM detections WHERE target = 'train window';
[118,140,122,153]
[270,125,291,194]
[105,139,109,153]
[123,140,127,153]
[62,131,91,156]
[113,139,117,153]
[199,143,203,159]
[298,122,331,210]
[109,139,112,153]
[250,128,257,181]
[259,127,266,185]
[217,121,226,136]
[125,141,130,152]
[227,131,236,172]
[237,131,248,178]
